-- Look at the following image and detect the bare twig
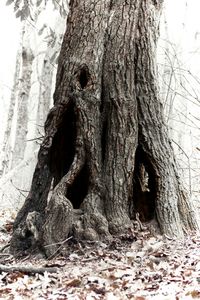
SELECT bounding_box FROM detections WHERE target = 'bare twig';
[10,180,28,198]
[0,264,58,274]
[44,236,73,248]
[0,244,10,253]
[45,236,73,260]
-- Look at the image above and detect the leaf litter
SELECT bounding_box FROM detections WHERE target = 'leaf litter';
[0,210,199,299]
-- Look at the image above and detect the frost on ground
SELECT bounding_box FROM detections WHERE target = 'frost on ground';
[0,210,199,300]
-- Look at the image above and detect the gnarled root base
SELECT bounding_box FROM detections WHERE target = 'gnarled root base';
[10,211,43,256]
[73,193,111,241]
[42,194,73,258]
[10,191,114,258]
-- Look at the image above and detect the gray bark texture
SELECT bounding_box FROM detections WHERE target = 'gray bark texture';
[10,0,199,257]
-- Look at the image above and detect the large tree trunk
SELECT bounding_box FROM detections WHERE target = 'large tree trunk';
[10,0,199,257]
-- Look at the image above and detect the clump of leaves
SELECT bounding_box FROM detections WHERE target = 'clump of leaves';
[6,0,68,21]
[6,0,31,21]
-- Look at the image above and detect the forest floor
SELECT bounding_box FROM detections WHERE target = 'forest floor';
[0,210,199,300]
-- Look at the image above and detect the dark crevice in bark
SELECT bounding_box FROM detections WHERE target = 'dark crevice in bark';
[49,101,76,187]
[100,80,109,163]
[132,146,156,222]
[66,163,89,209]
[25,230,32,239]
[109,0,114,11]
[59,65,65,84]
[99,79,105,114]
[101,118,108,163]
[78,66,90,89]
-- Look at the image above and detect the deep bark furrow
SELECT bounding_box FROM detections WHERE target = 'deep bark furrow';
[135,1,198,236]
[102,0,141,232]
[135,2,183,236]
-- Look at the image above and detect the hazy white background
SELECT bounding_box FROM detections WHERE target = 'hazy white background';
[0,3,21,145]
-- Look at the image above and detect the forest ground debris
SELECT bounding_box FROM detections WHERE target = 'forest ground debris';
[0,210,199,299]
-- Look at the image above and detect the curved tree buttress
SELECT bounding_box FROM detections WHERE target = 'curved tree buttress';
[10,0,199,257]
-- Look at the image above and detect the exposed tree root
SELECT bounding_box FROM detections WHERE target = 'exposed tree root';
[42,194,73,257]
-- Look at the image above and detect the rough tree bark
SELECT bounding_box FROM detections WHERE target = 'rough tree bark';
[10,0,199,257]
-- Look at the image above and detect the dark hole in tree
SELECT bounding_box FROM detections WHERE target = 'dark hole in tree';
[49,102,76,187]
[49,102,89,209]
[17,230,33,251]
[25,230,33,238]
[66,163,89,209]
[131,146,156,222]
[79,67,89,89]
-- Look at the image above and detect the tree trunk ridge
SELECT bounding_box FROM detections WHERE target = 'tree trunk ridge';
[10,0,199,257]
